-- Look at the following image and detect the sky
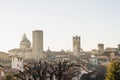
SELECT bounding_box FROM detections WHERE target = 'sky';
[0,0,120,52]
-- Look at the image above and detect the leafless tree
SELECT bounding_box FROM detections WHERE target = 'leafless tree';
[14,61,81,80]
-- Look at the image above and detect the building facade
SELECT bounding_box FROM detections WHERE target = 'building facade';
[8,34,32,59]
[11,55,23,71]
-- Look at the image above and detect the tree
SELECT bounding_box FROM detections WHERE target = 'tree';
[105,58,120,80]
[14,61,80,80]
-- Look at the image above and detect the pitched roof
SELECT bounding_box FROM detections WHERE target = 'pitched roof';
[0,52,9,58]
[9,48,32,52]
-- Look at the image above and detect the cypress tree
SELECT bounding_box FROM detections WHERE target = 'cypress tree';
[105,58,120,80]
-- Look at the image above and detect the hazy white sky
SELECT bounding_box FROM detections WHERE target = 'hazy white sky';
[0,0,120,52]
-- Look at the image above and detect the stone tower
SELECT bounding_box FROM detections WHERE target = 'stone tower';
[118,44,120,51]
[32,30,43,61]
[98,43,104,54]
[73,36,80,57]
[20,34,31,49]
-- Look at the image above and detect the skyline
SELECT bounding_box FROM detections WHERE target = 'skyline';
[0,0,120,52]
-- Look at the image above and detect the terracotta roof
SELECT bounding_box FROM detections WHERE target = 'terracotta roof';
[0,52,9,58]
[45,51,73,55]
[9,48,32,52]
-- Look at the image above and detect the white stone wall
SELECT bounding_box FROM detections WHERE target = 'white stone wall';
[12,56,23,71]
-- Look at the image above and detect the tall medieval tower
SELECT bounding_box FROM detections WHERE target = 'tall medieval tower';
[32,30,43,61]
[73,36,80,57]
[98,43,104,54]
[118,44,120,51]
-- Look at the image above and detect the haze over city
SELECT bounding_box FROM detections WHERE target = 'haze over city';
[0,0,120,52]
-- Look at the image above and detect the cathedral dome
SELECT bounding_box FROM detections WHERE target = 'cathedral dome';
[21,34,30,43]
[20,34,31,48]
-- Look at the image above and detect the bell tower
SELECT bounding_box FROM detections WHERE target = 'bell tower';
[118,44,120,51]
[73,35,80,57]
[98,43,104,54]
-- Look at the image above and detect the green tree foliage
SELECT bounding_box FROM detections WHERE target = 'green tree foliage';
[5,74,13,80]
[105,58,120,80]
